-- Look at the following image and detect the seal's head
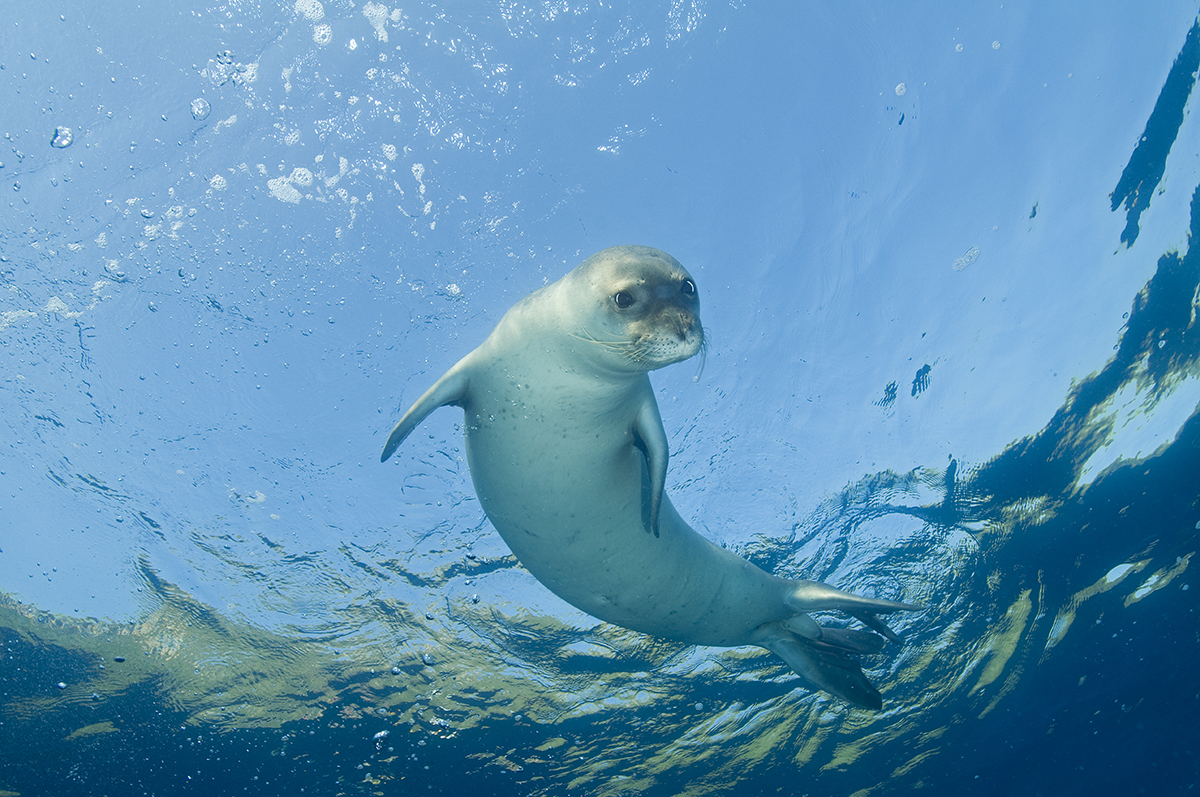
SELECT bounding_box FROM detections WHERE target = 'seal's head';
[567,245,704,372]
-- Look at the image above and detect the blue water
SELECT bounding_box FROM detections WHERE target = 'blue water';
[2,2,1198,794]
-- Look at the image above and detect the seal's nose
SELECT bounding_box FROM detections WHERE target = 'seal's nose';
[673,311,697,341]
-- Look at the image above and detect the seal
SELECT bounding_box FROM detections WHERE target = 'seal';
[381,245,920,709]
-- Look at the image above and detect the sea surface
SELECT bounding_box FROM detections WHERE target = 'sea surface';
[1,2,1197,795]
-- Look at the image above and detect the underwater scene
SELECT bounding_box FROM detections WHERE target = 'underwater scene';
[1,1,1198,795]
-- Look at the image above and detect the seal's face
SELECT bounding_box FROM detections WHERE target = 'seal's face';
[574,246,704,372]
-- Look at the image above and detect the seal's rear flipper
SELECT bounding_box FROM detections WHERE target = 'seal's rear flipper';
[804,626,887,656]
[785,580,921,643]
[380,364,470,462]
[759,629,884,710]
[848,609,907,644]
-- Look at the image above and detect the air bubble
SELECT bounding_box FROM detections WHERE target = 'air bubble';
[50,126,73,148]
[190,97,211,121]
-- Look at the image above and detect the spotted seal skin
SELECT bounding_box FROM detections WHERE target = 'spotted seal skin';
[381,245,920,708]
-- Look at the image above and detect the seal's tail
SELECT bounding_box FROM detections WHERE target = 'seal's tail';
[754,580,922,709]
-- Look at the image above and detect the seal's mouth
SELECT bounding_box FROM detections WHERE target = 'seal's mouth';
[570,322,705,372]
[632,322,705,370]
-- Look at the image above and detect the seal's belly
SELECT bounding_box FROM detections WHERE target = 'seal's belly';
[463,407,788,647]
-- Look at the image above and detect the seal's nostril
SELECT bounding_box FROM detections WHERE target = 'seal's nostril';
[673,315,687,339]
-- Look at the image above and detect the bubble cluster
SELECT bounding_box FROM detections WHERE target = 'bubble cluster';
[952,245,981,271]
[295,0,324,21]
[290,167,313,187]
[208,50,254,87]
[269,180,301,204]
[363,1,394,42]
[267,168,308,204]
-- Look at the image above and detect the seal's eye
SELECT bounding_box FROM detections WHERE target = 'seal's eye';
[681,279,696,296]
[613,291,636,309]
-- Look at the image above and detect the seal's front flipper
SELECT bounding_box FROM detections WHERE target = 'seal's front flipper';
[758,627,884,710]
[380,364,470,462]
[785,580,921,643]
[631,394,669,537]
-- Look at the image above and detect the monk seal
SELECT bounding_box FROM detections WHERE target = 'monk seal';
[381,245,920,709]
